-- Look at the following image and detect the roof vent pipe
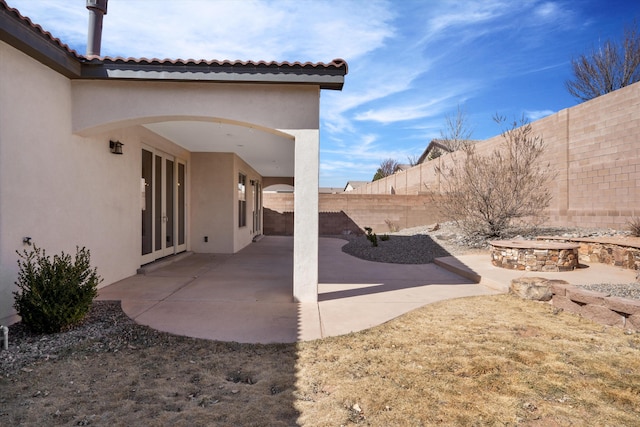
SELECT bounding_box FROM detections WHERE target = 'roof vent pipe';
[86,0,108,56]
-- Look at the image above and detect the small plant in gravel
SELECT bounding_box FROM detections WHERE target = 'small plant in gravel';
[364,227,378,247]
[13,246,101,334]
[380,234,390,241]
[628,217,640,237]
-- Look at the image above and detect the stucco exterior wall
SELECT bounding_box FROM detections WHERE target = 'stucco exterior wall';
[233,155,262,252]
[351,82,640,229]
[0,41,184,323]
[189,152,262,253]
[71,81,320,135]
[190,153,234,253]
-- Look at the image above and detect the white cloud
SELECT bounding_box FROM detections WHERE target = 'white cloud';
[7,0,395,62]
[525,109,555,121]
[355,103,435,124]
[535,2,561,19]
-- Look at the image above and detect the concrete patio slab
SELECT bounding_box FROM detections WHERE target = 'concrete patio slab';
[98,236,500,343]
[98,235,636,344]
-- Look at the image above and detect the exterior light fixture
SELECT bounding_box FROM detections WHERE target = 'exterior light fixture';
[109,140,123,154]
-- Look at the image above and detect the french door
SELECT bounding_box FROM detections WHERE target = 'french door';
[141,147,186,265]
[253,180,262,235]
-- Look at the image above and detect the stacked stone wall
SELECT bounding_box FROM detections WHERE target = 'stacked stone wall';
[537,236,640,272]
[510,278,640,331]
[551,282,640,331]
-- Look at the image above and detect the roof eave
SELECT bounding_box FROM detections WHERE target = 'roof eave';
[80,63,345,90]
[0,3,81,77]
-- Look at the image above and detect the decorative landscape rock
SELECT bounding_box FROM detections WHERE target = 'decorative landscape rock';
[490,240,579,272]
[509,277,556,301]
[509,278,640,331]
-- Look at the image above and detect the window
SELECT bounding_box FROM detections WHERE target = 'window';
[238,173,246,227]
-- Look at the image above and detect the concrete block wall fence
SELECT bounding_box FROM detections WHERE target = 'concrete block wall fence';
[349,82,640,230]
[263,193,447,235]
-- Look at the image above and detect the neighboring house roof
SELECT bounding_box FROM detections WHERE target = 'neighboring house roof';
[343,181,369,191]
[416,138,480,164]
[0,0,347,89]
[417,139,452,164]
[319,187,343,194]
[393,164,412,173]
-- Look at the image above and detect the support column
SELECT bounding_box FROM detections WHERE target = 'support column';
[285,129,319,302]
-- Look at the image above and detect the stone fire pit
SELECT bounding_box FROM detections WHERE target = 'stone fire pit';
[489,240,580,272]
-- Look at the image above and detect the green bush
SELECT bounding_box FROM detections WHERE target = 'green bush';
[13,246,101,334]
[364,227,378,247]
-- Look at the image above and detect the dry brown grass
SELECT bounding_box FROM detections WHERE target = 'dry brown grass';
[2,295,640,426]
[296,295,640,426]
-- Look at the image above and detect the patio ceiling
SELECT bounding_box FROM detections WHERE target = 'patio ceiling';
[143,121,295,177]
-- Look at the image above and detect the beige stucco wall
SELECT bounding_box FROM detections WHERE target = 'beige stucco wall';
[71,81,320,135]
[0,41,183,323]
[189,152,261,253]
[352,82,640,229]
[233,155,262,252]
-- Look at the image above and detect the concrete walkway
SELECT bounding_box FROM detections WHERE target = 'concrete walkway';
[97,236,637,344]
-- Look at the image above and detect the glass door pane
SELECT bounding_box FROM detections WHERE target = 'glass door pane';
[154,155,162,252]
[178,162,186,246]
[141,149,153,255]
[165,158,174,249]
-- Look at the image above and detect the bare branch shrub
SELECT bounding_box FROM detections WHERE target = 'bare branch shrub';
[435,116,555,238]
[440,104,474,152]
[566,21,640,102]
[427,105,475,161]
[407,154,420,167]
[628,217,640,237]
[373,158,399,181]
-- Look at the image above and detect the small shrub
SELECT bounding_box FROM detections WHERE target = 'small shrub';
[13,246,102,334]
[364,227,378,247]
[380,234,390,241]
[628,217,640,237]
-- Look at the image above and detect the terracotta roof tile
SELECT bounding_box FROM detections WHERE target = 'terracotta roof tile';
[1,0,82,59]
[87,56,348,74]
[1,0,348,75]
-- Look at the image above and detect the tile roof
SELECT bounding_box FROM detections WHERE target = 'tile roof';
[0,0,347,88]
[1,0,82,58]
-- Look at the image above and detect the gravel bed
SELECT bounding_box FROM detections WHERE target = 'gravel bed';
[0,301,168,378]
[340,234,458,264]
[576,283,640,300]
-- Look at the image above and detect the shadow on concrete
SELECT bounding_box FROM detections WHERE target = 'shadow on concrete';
[263,207,363,236]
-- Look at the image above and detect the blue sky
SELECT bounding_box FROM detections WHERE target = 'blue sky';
[7,0,640,187]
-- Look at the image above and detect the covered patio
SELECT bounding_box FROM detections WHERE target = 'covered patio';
[97,236,497,343]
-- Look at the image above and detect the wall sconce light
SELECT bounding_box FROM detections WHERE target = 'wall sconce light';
[109,140,124,154]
